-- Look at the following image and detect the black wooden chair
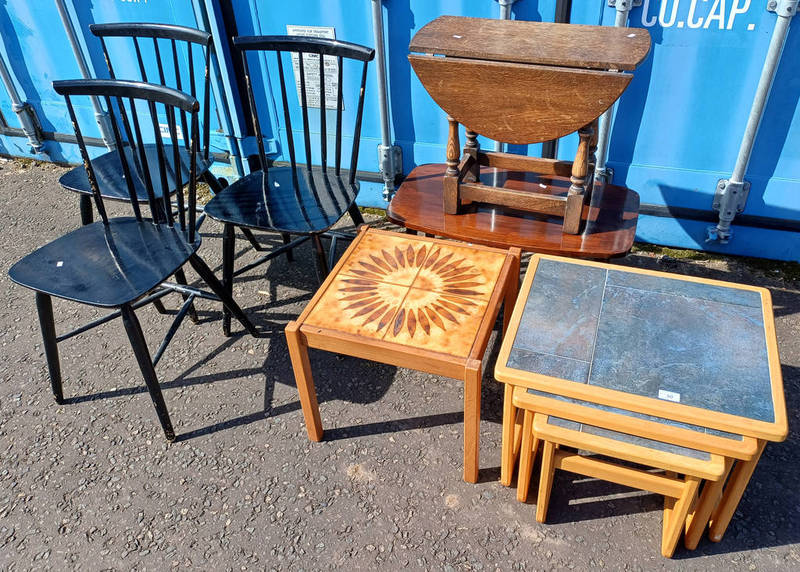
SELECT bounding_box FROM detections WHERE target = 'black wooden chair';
[203,35,375,335]
[8,79,260,441]
[58,23,218,226]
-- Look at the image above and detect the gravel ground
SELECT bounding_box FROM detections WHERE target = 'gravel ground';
[0,158,798,571]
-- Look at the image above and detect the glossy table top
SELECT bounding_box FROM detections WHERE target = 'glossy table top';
[387,164,639,260]
[496,255,787,442]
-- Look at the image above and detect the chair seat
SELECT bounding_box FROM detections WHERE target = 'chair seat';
[9,217,201,307]
[203,166,359,234]
[58,144,213,202]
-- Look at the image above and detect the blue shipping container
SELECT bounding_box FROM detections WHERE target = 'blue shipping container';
[0,1,797,260]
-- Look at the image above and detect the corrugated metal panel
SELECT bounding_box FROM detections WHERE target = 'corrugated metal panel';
[567,1,800,256]
[228,1,558,174]
[0,0,240,178]
[0,0,798,260]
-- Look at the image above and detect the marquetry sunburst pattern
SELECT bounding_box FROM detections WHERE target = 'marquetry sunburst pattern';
[339,242,486,338]
[304,233,507,356]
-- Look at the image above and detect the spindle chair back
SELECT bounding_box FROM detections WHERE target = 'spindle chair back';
[9,79,260,441]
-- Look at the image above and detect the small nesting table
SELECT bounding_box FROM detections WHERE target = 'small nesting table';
[528,410,727,558]
[495,254,787,547]
[286,227,520,483]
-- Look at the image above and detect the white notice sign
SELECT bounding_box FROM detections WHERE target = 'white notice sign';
[286,25,340,110]
[658,389,681,403]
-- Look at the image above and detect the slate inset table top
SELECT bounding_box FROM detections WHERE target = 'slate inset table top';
[496,255,787,442]
[304,229,509,358]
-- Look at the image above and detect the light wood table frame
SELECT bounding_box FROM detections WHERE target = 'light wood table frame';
[495,254,787,546]
[509,386,757,551]
[528,411,726,558]
[286,227,520,483]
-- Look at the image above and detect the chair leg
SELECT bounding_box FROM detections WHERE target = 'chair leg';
[517,409,536,502]
[202,171,226,195]
[150,195,172,320]
[120,304,175,441]
[151,299,169,315]
[79,194,93,226]
[240,227,265,251]
[311,234,329,283]
[327,235,339,271]
[281,233,295,263]
[35,293,64,404]
[222,223,235,337]
[188,254,260,337]
[173,268,199,324]
[536,440,556,523]
[348,203,364,226]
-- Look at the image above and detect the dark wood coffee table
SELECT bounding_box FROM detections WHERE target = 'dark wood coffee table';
[387,164,639,260]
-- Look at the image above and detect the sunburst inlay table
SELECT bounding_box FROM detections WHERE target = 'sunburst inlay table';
[286,227,520,482]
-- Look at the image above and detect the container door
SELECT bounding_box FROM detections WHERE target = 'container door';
[567,1,800,259]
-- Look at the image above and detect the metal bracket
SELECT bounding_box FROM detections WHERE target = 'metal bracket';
[708,179,751,243]
[712,179,751,215]
[608,0,643,8]
[767,0,798,16]
[378,144,402,201]
[595,166,614,185]
[11,101,44,153]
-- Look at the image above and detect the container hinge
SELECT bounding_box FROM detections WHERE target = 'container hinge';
[12,102,44,153]
[596,166,614,185]
[767,0,798,16]
[608,0,643,8]
[707,179,751,243]
[377,144,402,201]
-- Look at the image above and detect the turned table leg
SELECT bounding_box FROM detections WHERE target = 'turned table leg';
[564,123,593,234]
[464,129,480,182]
[443,116,461,215]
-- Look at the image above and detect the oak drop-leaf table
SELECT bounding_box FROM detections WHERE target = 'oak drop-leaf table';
[286,227,520,483]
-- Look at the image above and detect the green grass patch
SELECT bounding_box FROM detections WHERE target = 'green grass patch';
[359,206,387,217]
[631,242,720,262]
[632,242,800,283]
[13,157,42,168]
